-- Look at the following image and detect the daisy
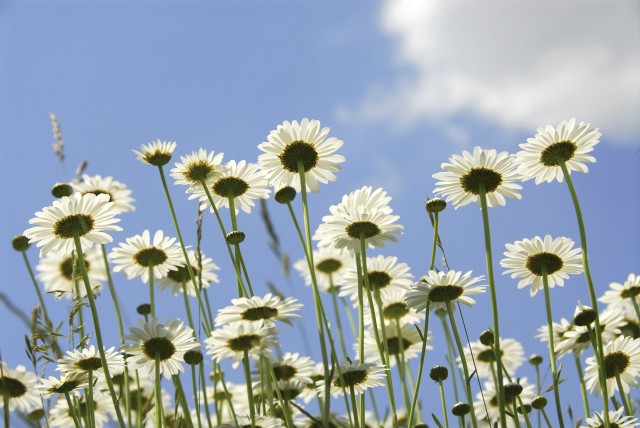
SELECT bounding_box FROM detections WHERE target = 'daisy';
[258,118,345,193]
[189,160,270,215]
[535,318,574,357]
[49,390,116,428]
[501,235,583,297]
[133,139,177,166]
[24,193,122,256]
[34,373,87,397]
[516,118,600,184]
[218,415,284,428]
[406,270,486,312]
[215,293,302,326]
[294,413,350,428]
[205,322,277,368]
[585,335,640,397]
[339,255,413,303]
[360,322,430,367]
[269,352,315,384]
[433,146,522,209]
[460,337,524,379]
[581,407,639,428]
[71,174,135,214]
[156,249,220,296]
[253,379,306,402]
[313,186,403,253]
[170,148,224,190]
[0,363,39,412]
[317,360,386,397]
[600,273,640,307]
[200,380,249,420]
[299,363,325,404]
[557,307,624,356]
[293,246,354,293]
[474,377,535,428]
[110,230,183,283]
[615,300,640,339]
[364,289,424,326]
[122,318,199,379]
[57,345,125,379]
[36,246,107,299]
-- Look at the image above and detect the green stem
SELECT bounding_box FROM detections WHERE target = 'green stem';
[395,319,412,414]
[330,285,349,357]
[540,408,553,428]
[559,162,610,427]
[242,351,256,428]
[541,270,564,428]
[349,385,360,428]
[439,380,450,428]
[430,212,439,270]
[88,369,95,428]
[181,280,196,331]
[615,373,632,415]
[227,196,255,297]
[199,364,214,428]
[173,374,194,428]
[408,304,431,427]
[190,366,203,428]
[355,252,366,363]
[64,391,82,428]
[3,383,9,428]
[631,296,640,325]
[72,234,126,427]
[155,356,162,428]
[478,186,507,428]
[439,311,462,407]
[446,301,479,428]
[149,265,156,318]
[574,353,590,420]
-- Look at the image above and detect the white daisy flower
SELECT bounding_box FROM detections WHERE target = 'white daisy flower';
[460,338,524,379]
[72,174,135,214]
[268,352,315,384]
[189,160,270,215]
[360,322,430,367]
[339,255,413,303]
[110,230,183,283]
[293,246,354,293]
[433,146,522,209]
[253,378,307,402]
[536,317,574,357]
[49,390,115,428]
[170,148,224,190]
[501,235,583,297]
[33,373,88,398]
[133,139,177,166]
[614,300,640,339]
[585,335,640,397]
[600,273,640,307]
[313,186,403,253]
[156,250,220,297]
[294,413,350,428]
[516,118,600,184]
[299,363,325,404]
[218,415,284,428]
[364,289,424,326]
[200,380,249,421]
[36,246,107,300]
[57,345,125,379]
[474,377,535,428]
[0,363,39,412]
[317,360,386,397]
[122,318,199,380]
[581,407,639,428]
[215,293,302,327]
[24,193,122,256]
[258,118,345,193]
[205,322,277,368]
[557,307,624,356]
[406,270,486,312]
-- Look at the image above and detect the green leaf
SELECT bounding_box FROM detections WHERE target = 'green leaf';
[431,413,445,428]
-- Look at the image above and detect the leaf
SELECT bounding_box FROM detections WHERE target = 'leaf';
[543,377,567,393]
[431,413,444,428]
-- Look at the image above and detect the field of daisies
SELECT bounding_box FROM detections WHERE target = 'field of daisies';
[2,118,639,428]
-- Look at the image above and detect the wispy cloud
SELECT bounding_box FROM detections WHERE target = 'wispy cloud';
[343,1,640,143]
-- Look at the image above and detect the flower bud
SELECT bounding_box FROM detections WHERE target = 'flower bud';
[275,186,296,204]
[528,354,543,366]
[479,329,494,346]
[429,365,449,382]
[51,182,74,198]
[184,349,203,366]
[426,197,446,213]
[226,231,246,245]
[136,304,151,316]
[451,402,470,417]
[531,396,547,410]
[12,235,30,252]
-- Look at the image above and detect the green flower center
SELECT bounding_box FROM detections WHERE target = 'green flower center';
[459,167,503,194]
[386,337,413,355]
[273,364,297,381]
[316,259,342,274]
[60,257,90,280]
[144,151,172,167]
[0,376,27,398]
[53,214,95,239]
[525,252,564,276]
[74,356,102,372]
[604,351,630,378]
[477,349,502,363]
[383,302,409,320]
[279,141,319,173]
[428,285,464,303]
[367,271,391,291]
[227,334,262,352]
[142,337,177,361]
[621,286,640,298]
[134,247,168,267]
[540,141,577,166]
[85,190,114,201]
[212,177,249,198]
[167,265,198,284]
[345,221,381,240]
[241,306,278,321]
[185,161,215,183]
[332,369,368,388]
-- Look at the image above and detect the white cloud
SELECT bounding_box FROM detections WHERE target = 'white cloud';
[344,1,640,142]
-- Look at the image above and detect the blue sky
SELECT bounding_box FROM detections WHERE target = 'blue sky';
[1,0,639,424]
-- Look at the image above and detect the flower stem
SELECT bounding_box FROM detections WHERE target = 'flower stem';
[541,270,564,428]
[87,369,95,428]
[72,234,126,427]
[559,162,610,426]
[349,385,360,428]
[149,265,156,318]
[478,186,506,428]
[181,280,196,330]
[408,303,431,427]
[395,319,412,413]
[631,296,640,325]
[154,356,162,428]
[228,196,255,297]
[573,353,590,420]
[615,373,632,415]
[199,364,215,428]
[242,351,256,428]
[446,301,479,428]
[438,379,450,428]
[100,244,124,340]
[540,407,553,428]
[190,365,203,428]
[173,374,195,428]
[430,212,439,270]
[63,391,82,428]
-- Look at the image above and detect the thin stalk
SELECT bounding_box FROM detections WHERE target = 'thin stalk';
[173,374,195,428]
[72,234,126,427]
[631,296,640,325]
[407,304,430,427]
[541,270,564,428]
[64,391,82,428]
[349,386,360,428]
[190,366,203,428]
[149,265,156,318]
[330,285,349,357]
[559,163,609,426]
[478,186,506,428]
[510,399,522,428]
[227,196,255,297]
[242,352,256,428]
[429,212,439,270]
[615,374,632,415]
[181,281,196,331]
[540,408,553,428]
[535,363,541,428]
[439,311,462,407]
[446,301,479,428]
[438,380,450,428]
[154,357,162,428]
[574,353,590,419]
[87,369,95,428]
[395,319,412,413]
[355,252,366,362]
[74,279,85,340]
[199,364,214,428]
[3,385,9,428]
